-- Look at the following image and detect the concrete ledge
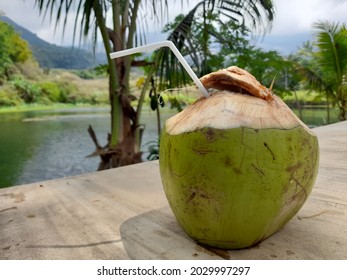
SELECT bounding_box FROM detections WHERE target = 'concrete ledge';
[1,121,347,259]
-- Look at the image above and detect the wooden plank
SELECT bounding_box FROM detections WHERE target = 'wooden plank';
[1,121,347,260]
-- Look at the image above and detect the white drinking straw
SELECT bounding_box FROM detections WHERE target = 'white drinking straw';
[109,40,209,98]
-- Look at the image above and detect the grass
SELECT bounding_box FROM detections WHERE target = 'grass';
[0,103,108,114]
[282,90,326,104]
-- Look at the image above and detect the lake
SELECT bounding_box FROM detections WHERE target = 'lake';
[0,105,339,188]
[0,106,176,188]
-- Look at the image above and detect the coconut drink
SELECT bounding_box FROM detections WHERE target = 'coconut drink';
[159,66,319,249]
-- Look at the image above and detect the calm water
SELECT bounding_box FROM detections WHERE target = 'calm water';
[0,106,175,188]
[0,105,338,188]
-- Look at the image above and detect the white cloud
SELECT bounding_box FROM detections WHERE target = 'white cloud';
[270,0,347,35]
[1,0,347,52]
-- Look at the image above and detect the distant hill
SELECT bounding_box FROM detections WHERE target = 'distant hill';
[0,16,107,69]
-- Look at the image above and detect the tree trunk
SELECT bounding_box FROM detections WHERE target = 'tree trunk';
[88,0,143,169]
[293,91,303,120]
[338,100,346,121]
[325,91,330,123]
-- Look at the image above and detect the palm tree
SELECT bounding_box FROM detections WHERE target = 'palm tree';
[294,41,334,123]
[33,0,275,169]
[313,20,347,121]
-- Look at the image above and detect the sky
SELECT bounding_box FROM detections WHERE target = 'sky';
[1,0,347,55]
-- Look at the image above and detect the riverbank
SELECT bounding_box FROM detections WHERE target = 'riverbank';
[0,88,340,128]
[0,90,323,111]
[0,103,109,114]
[0,89,339,125]
[0,103,100,113]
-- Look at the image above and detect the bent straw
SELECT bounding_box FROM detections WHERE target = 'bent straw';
[109,40,209,98]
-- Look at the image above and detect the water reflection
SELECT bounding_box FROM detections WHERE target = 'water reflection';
[0,108,111,188]
[0,107,176,188]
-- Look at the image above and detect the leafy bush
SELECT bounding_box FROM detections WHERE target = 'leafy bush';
[15,59,43,80]
[38,81,61,102]
[1,65,109,107]
[167,96,186,112]
[11,78,41,103]
[0,21,32,79]
[0,87,23,106]
[72,68,106,80]
[55,80,78,103]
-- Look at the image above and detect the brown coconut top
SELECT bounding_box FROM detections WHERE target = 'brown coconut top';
[200,66,273,101]
[165,66,312,135]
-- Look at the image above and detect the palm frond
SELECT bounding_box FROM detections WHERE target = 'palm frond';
[313,20,347,84]
[156,0,274,90]
[298,63,330,93]
[34,0,92,45]
[219,0,274,32]
[156,4,200,89]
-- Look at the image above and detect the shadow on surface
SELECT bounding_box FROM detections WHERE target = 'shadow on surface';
[120,206,225,260]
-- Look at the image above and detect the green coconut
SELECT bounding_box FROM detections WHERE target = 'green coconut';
[159,66,319,249]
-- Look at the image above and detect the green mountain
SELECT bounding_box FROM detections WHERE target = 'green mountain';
[0,16,106,69]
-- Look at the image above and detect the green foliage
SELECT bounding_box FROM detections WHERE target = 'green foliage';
[0,71,108,107]
[295,21,347,121]
[0,18,108,108]
[314,21,347,120]
[167,96,185,112]
[38,81,62,102]
[72,69,98,80]
[236,48,300,97]
[55,80,78,103]
[0,20,32,78]
[72,66,108,80]
[93,64,109,76]
[15,59,43,80]
[314,21,347,83]
[0,86,23,106]
[11,78,42,103]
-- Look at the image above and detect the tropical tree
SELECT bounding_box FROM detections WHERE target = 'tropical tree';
[314,21,347,121]
[293,41,334,122]
[33,0,275,169]
[297,21,347,121]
